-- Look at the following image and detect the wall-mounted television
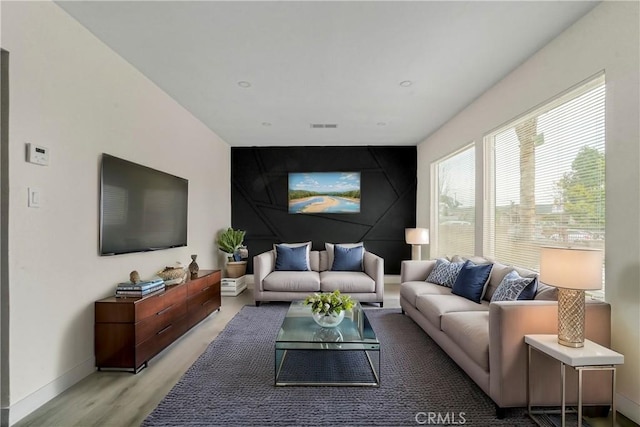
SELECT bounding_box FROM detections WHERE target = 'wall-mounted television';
[288,172,360,214]
[100,154,188,255]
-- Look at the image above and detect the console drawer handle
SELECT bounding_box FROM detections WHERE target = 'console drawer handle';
[156,305,173,316]
[157,324,172,335]
[202,299,212,307]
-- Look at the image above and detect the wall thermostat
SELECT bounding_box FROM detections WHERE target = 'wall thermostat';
[26,143,49,166]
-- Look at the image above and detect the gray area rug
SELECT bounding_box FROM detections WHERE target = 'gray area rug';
[143,304,535,426]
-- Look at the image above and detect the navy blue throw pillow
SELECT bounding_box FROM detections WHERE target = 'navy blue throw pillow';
[517,276,538,300]
[331,244,364,272]
[275,244,309,271]
[451,260,494,304]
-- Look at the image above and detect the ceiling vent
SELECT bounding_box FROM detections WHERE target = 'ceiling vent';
[310,123,338,129]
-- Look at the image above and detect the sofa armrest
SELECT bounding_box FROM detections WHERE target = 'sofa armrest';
[400,260,436,283]
[489,300,611,408]
[363,251,384,298]
[253,250,275,292]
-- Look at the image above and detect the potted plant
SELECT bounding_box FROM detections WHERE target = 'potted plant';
[216,227,247,278]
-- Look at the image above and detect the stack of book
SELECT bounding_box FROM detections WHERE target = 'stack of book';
[221,275,247,296]
[115,278,165,298]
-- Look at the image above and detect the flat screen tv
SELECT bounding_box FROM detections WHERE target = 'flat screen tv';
[100,154,188,255]
[288,172,361,214]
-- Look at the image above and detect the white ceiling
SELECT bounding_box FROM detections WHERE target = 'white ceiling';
[55,1,599,147]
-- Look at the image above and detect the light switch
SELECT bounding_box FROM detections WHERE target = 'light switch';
[28,188,41,208]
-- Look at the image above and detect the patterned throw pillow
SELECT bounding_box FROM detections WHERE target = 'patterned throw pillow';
[426,258,465,288]
[491,270,538,302]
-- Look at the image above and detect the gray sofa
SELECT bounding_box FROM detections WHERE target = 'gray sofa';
[253,249,384,306]
[400,256,613,416]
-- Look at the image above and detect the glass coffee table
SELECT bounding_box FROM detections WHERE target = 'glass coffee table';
[275,300,380,386]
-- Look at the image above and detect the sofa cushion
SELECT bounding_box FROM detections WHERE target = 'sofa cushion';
[451,255,493,265]
[415,294,489,330]
[331,244,364,271]
[263,271,320,292]
[512,265,538,278]
[275,244,310,271]
[425,258,465,287]
[491,270,538,302]
[319,250,330,272]
[440,311,490,372]
[319,271,375,293]
[309,251,320,272]
[451,260,494,303]
[400,281,453,306]
[484,262,511,301]
[325,242,364,271]
[534,282,559,300]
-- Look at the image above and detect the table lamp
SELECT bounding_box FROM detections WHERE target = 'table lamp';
[405,228,429,261]
[539,246,603,348]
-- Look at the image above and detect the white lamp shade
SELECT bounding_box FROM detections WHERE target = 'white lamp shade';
[539,246,603,290]
[405,228,429,245]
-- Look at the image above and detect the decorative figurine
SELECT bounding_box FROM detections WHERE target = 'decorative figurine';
[188,254,199,278]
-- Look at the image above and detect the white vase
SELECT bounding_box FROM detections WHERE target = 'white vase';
[312,310,345,328]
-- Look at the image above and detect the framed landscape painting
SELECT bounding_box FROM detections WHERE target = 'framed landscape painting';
[288,172,361,214]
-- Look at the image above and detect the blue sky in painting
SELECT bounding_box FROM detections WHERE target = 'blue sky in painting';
[289,172,360,193]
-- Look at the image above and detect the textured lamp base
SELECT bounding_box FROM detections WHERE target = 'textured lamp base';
[557,288,586,348]
[411,245,421,261]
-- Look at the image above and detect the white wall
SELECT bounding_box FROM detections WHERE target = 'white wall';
[417,2,639,422]
[2,1,230,423]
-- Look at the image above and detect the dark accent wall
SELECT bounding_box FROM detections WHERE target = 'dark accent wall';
[231,146,416,274]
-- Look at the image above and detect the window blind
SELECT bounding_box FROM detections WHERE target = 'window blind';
[485,76,605,288]
[432,144,475,258]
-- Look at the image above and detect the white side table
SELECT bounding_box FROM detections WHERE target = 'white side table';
[525,334,624,427]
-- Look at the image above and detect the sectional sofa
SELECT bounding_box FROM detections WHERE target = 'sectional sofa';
[400,256,613,416]
[253,243,384,306]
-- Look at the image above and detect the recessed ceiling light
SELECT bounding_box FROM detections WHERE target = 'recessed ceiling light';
[262,122,271,127]
[399,80,413,87]
[238,81,251,88]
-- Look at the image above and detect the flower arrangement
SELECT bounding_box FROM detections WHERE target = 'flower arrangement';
[304,290,354,315]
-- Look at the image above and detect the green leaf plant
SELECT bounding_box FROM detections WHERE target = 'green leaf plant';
[303,290,354,315]
[216,227,246,261]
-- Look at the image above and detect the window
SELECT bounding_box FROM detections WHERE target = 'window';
[485,75,605,290]
[432,145,475,257]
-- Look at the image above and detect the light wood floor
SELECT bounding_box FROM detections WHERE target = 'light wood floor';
[13,285,400,427]
[14,283,635,427]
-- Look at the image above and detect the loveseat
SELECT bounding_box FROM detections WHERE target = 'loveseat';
[253,243,384,306]
[400,256,613,416]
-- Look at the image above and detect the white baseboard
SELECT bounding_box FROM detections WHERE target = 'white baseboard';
[617,392,640,425]
[8,357,95,426]
[384,274,401,285]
